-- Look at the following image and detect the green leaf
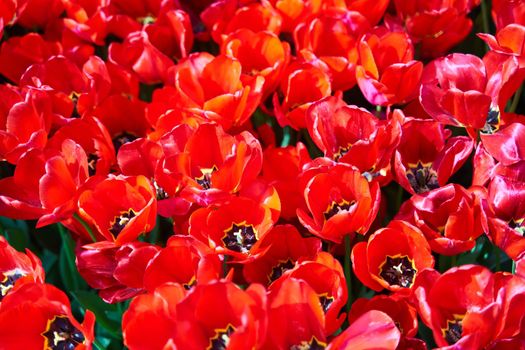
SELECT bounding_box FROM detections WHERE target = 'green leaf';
[40,249,58,273]
[457,238,485,265]
[0,217,30,252]
[58,224,86,291]
[72,290,122,340]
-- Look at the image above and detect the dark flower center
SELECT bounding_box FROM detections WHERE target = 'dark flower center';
[509,218,525,236]
[394,321,404,335]
[0,270,25,300]
[42,315,85,350]
[481,106,500,135]
[195,166,218,190]
[318,294,334,313]
[112,132,138,153]
[268,259,295,283]
[151,179,168,200]
[333,145,351,161]
[222,223,258,254]
[109,209,136,237]
[87,153,99,176]
[208,324,235,350]
[290,337,327,350]
[442,317,463,345]
[379,255,417,288]
[406,161,439,194]
[69,92,81,118]
[324,200,355,221]
[183,276,197,290]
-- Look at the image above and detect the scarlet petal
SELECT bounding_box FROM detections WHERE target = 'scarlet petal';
[481,123,525,166]
[327,310,400,350]
[351,242,383,292]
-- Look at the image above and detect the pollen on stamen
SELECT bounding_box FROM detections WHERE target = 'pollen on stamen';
[406,161,439,194]
[0,269,25,300]
[195,166,218,190]
[323,199,355,221]
[222,222,258,254]
[379,255,417,288]
[109,209,137,238]
[42,315,85,350]
[442,315,464,345]
[207,324,235,350]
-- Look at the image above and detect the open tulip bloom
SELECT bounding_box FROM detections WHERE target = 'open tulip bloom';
[1,0,525,349]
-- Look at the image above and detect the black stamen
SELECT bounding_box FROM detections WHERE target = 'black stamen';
[0,271,24,300]
[443,318,463,345]
[379,255,417,288]
[318,294,334,313]
[268,259,295,283]
[208,324,235,350]
[222,223,258,254]
[324,200,355,221]
[112,132,138,153]
[42,315,85,350]
[406,162,439,194]
[290,337,326,350]
[109,209,136,237]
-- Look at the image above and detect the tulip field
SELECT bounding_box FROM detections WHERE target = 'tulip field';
[0,0,524,349]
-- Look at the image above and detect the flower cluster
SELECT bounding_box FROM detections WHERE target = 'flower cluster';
[0,0,525,349]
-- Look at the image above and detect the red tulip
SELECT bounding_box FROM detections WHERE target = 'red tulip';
[420,53,524,137]
[76,175,157,244]
[396,184,487,255]
[123,283,185,350]
[392,0,477,58]
[270,252,347,334]
[189,195,275,260]
[492,0,525,30]
[143,235,223,292]
[0,236,45,302]
[201,0,282,44]
[349,295,419,339]
[222,29,290,100]
[167,52,265,130]
[306,93,401,178]
[352,220,434,292]
[412,265,525,348]
[0,282,95,349]
[261,143,311,220]
[243,224,321,286]
[174,281,267,350]
[109,30,174,84]
[297,163,381,243]
[486,175,525,259]
[393,117,474,194]
[263,278,326,349]
[294,8,370,90]
[356,26,423,106]
[76,240,161,303]
[273,59,331,130]
[327,310,401,350]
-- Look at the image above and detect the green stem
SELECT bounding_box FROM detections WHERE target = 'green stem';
[57,224,79,290]
[93,339,105,350]
[509,84,523,114]
[494,245,501,271]
[223,255,229,278]
[281,126,292,147]
[73,213,97,243]
[512,260,516,274]
[394,185,404,214]
[480,1,491,51]
[375,105,382,118]
[343,235,353,312]
[451,255,457,268]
